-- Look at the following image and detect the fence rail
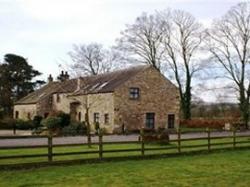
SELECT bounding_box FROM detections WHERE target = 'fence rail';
[0,128,250,166]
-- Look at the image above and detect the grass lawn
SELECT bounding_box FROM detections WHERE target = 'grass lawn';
[0,149,250,187]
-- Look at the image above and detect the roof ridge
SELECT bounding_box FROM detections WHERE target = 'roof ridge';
[79,64,150,79]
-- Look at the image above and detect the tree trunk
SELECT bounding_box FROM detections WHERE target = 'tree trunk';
[181,72,192,120]
[181,95,191,119]
[239,85,249,129]
[85,108,92,148]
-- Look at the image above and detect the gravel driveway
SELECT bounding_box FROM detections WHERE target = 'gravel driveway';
[1,130,250,147]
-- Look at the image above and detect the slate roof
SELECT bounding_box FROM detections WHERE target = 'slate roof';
[15,65,150,105]
[15,79,78,104]
[72,65,149,96]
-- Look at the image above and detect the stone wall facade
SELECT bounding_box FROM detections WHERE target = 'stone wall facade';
[13,104,37,120]
[36,96,53,118]
[113,67,180,131]
[70,93,115,133]
[52,93,71,113]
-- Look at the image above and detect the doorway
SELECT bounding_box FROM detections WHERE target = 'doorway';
[168,114,175,129]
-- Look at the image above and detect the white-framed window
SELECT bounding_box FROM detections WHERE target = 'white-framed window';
[129,87,140,99]
[146,113,155,129]
[104,113,109,124]
[94,113,100,123]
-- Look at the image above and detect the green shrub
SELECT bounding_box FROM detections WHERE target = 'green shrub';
[56,112,70,128]
[0,118,15,129]
[16,119,34,130]
[0,108,4,119]
[62,121,87,136]
[41,117,62,130]
[33,115,43,129]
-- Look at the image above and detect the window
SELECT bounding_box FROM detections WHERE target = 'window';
[129,87,140,99]
[27,112,31,120]
[56,93,60,103]
[104,113,109,124]
[146,113,155,129]
[15,111,19,119]
[94,113,100,123]
[168,114,175,129]
[78,112,81,121]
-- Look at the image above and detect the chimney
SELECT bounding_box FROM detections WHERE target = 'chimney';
[57,70,70,82]
[65,71,70,80]
[47,74,53,83]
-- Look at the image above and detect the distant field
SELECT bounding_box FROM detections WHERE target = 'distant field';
[0,149,250,187]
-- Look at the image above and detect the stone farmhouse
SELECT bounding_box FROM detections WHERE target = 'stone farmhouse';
[14,65,180,133]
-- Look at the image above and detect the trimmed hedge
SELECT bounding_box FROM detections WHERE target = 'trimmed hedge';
[62,121,87,136]
[0,119,34,130]
[180,118,241,129]
[56,112,70,128]
[33,115,43,129]
[0,118,15,130]
[15,119,34,130]
[41,117,62,130]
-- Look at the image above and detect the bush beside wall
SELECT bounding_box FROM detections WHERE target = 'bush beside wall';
[180,118,241,129]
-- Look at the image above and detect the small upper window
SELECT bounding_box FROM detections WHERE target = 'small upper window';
[129,88,140,99]
[56,94,60,103]
[104,113,109,124]
[94,113,100,123]
[15,111,19,119]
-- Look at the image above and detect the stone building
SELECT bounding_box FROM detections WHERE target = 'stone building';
[14,66,180,133]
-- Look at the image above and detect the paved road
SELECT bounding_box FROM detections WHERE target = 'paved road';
[0,130,250,147]
[0,130,31,136]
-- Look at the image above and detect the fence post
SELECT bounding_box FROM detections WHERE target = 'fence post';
[140,128,145,156]
[98,129,103,159]
[48,133,53,162]
[207,128,211,152]
[233,127,236,149]
[177,128,181,153]
[13,123,16,135]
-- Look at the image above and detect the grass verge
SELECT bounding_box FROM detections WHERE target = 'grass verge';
[0,149,250,187]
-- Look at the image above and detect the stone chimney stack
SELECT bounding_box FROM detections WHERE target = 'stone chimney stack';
[47,74,53,83]
[65,71,70,80]
[57,70,70,82]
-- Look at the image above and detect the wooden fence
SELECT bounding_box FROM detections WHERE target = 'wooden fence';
[0,128,250,167]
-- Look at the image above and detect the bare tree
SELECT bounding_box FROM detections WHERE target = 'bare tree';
[117,10,204,119]
[68,43,121,76]
[116,12,167,72]
[159,9,204,119]
[206,2,250,128]
[69,78,103,148]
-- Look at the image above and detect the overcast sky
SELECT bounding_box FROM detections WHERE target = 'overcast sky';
[0,0,242,102]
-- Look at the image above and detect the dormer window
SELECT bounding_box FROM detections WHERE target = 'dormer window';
[129,87,140,99]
